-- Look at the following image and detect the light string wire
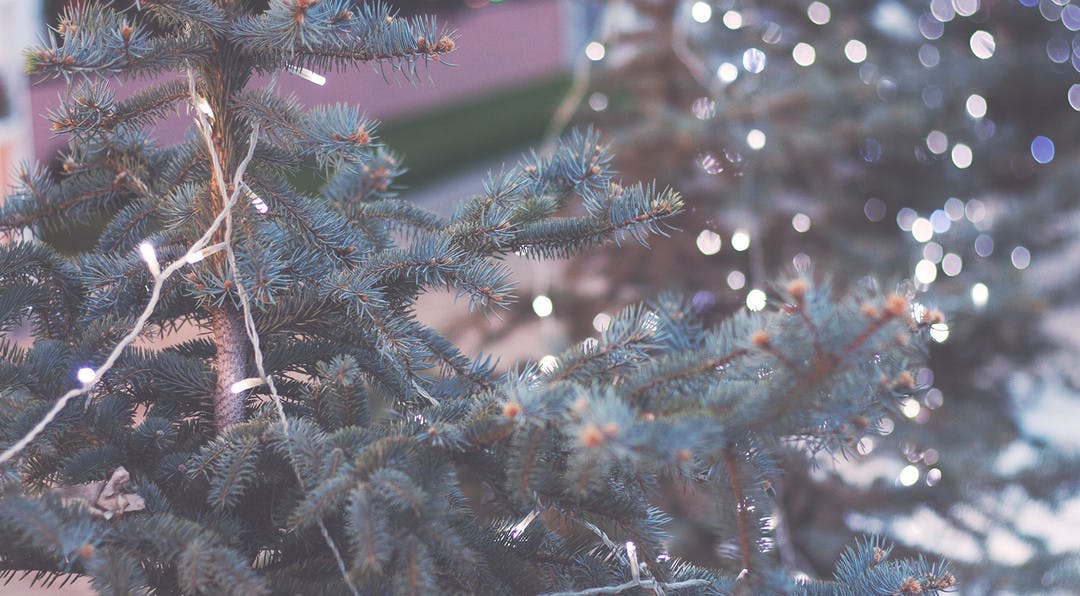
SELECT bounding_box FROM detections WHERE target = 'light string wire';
[186,70,360,595]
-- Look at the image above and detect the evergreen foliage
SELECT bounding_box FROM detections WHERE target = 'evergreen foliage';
[555,0,1080,592]
[0,1,952,594]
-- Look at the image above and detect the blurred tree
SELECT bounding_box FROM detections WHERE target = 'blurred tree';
[0,1,954,594]
[545,0,1080,592]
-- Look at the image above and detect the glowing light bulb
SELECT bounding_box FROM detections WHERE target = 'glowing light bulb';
[690,1,712,23]
[901,399,921,419]
[969,30,995,60]
[925,130,948,154]
[242,184,269,214]
[726,270,746,290]
[844,39,867,63]
[807,1,831,25]
[731,229,751,251]
[792,213,811,233]
[626,541,640,582]
[139,241,160,276]
[915,259,938,284]
[746,129,766,150]
[717,62,739,83]
[592,312,611,332]
[185,243,226,264]
[971,283,989,309]
[746,289,767,311]
[910,218,934,242]
[538,355,559,374]
[941,253,962,276]
[696,230,722,255]
[792,43,816,66]
[966,94,987,118]
[1010,246,1031,270]
[532,295,554,317]
[951,143,973,169]
[722,10,743,29]
[230,378,265,393]
[508,509,539,539]
[742,48,767,73]
[899,465,920,486]
[77,367,96,384]
[286,64,327,86]
[585,42,605,61]
[194,97,214,119]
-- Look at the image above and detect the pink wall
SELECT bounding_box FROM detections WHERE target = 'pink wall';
[28,0,566,163]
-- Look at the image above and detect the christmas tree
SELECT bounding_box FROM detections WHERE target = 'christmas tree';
[0,1,955,594]
[545,0,1080,591]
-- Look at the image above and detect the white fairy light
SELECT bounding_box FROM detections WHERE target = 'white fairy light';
[230,377,267,393]
[915,259,938,284]
[717,62,739,83]
[727,270,746,290]
[791,213,811,233]
[242,184,269,214]
[807,1,831,25]
[910,218,934,242]
[77,367,96,384]
[746,289,767,311]
[185,242,227,264]
[508,509,540,539]
[1010,246,1031,270]
[626,541,640,583]
[690,1,712,23]
[538,355,559,374]
[696,229,722,255]
[971,283,989,309]
[792,42,816,67]
[970,30,995,60]
[925,130,948,154]
[899,464,920,486]
[930,322,950,343]
[966,94,987,118]
[286,64,327,86]
[746,129,766,150]
[951,143,973,169]
[901,399,922,419]
[532,295,554,317]
[194,96,214,119]
[592,312,611,332]
[731,229,751,251]
[941,253,963,276]
[722,10,743,29]
[585,41,606,61]
[139,241,160,277]
[844,39,867,63]
[742,48,767,73]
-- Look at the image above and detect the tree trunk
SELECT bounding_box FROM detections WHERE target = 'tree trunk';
[212,303,248,432]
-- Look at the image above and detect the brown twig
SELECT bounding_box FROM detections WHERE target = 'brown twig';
[722,447,752,572]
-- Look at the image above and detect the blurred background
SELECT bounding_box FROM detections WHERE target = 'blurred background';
[3,0,1080,594]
